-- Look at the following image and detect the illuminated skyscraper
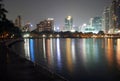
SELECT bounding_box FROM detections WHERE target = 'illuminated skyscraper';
[102,7,111,33]
[108,0,120,33]
[47,18,54,31]
[101,0,120,33]
[36,18,54,32]
[116,0,120,30]
[102,0,119,33]
[90,17,102,33]
[111,0,117,33]
[65,16,73,31]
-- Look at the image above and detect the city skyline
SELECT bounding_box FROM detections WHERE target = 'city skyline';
[4,0,112,30]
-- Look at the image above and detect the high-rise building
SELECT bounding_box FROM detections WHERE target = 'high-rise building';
[65,16,73,31]
[22,22,31,32]
[109,4,114,32]
[36,21,44,32]
[107,0,120,33]
[116,0,120,30]
[14,15,22,28]
[111,0,117,33]
[102,0,118,33]
[47,18,54,31]
[36,18,54,32]
[102,7,111,33]
[90,17,102,33]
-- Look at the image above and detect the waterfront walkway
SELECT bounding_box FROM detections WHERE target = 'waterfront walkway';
[0,40,67,81]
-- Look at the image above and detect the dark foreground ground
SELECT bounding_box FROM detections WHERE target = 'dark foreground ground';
[0,41,68,81]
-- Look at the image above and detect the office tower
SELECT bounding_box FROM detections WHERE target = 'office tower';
[65,16,73,31]
[36,21,44,32]
[47,18,54,31]
[111,0,117,33]
[116,0,120,30]
[102,0,120,34]
[22,22,31,32]
[109,5,114,33]
[15,15,22,28]
[90,17,102,33]
[37,18,54,32]
[102,7,111,33]
[107,0,120,33]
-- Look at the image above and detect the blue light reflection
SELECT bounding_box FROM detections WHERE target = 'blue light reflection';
[29,39,35,62]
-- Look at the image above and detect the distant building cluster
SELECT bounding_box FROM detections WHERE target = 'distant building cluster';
[14,15,32,32]
[82,17,102,33]
[13,0,120,34]
[81,0,120,34]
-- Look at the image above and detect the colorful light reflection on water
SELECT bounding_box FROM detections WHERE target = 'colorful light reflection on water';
[20,38,120,81]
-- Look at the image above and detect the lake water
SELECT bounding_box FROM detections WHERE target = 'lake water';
[12,38,120,81]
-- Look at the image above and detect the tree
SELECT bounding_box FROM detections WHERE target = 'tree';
[0,0,8,21]
[0,0,22,38]
[98,31,104,35]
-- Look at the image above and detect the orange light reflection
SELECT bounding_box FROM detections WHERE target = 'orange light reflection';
[116,39,120,70]
[66,38,73,73]
[106,39,113,66]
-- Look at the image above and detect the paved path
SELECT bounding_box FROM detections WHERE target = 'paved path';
[0,41,68,81]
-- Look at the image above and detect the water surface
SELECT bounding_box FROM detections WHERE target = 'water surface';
[12,38,120,81]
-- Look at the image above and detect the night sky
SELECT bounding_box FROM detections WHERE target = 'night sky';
[4,0,112,30]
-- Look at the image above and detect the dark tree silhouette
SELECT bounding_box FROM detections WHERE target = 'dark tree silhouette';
[0,0,8,21]
[0,0,22,38]
[98,31,104,35]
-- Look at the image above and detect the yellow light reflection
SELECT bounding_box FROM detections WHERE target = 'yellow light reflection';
[116,39,120,70]
[46,39,51,56]
[106,39,113,66]
[46,39,51,65]
[46,39,53,66]
[66,38,73,73]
